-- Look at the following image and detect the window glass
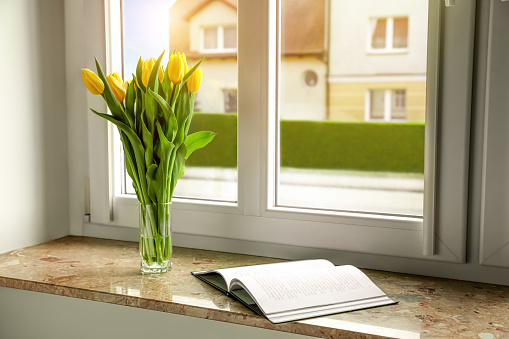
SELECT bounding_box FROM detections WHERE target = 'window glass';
[371,18,387,49]
[223,26,237,49]
[121,0,238,202]
[393,17,408,48]
[204,27,218,50]
[370,90,385,120]
[391,89,406,120]
[278,0,427,216]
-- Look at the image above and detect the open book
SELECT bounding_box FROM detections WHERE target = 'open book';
[192,259,396,323]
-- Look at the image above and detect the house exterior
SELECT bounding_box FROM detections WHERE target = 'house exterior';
[328,0,428,122]
[169,0,327,120]
[169,0,238,113]
[169,0,427,122]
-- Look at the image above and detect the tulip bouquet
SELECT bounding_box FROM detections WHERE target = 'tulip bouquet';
[81,51,214,273]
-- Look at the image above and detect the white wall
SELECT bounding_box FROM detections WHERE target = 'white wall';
[0,0,69,254]
[0,287,314,339]
[280,57,326,120]
[329,0,428,76]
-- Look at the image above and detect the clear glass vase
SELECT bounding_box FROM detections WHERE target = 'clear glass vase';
[139,203,172,274]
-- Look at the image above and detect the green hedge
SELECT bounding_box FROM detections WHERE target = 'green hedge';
[187,113,238,167]
[188,113,424,173]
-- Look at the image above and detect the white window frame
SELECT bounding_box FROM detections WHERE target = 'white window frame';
[367,16,409,54]
[365,89,407,122]
[77,0,483,279]
[200,25,237,54]
[479,0,509,268]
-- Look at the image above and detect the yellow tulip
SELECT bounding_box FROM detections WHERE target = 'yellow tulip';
[181,53,188,74]
[167,52,185,84]
[158,66,164,83]
[124,80,131,90]
[142,58,155,86]
[186,66,203,93]
[106,73,126,102]
[110,72,122,85]
[81,68,104,95]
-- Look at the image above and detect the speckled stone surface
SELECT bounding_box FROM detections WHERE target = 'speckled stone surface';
[0,237,508,339]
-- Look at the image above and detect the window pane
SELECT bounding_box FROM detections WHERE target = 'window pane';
[391,89,406,120]
[393,17,408,48]
[278,0,428,216]
[203,27,218,50]
[121,0,238,202]
[370,90,385,120]
[223,26,237,49]
[371,18,386,49]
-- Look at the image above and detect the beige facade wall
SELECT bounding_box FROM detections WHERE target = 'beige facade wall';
[280,57,327,120]
[189,1,237,52]
[328,81,426,122]
[187,57,237,113]
[329,0,428,76]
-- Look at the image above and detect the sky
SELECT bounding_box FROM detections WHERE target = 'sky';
[122,0,176,79]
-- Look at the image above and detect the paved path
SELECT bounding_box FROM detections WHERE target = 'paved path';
[170,167,424,217]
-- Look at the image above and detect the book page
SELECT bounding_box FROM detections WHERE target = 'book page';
[230,265,387,315]
[193,259,334,293]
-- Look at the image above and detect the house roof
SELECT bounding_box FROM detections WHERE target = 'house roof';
[169,0,325,59]
[281,0,325,56]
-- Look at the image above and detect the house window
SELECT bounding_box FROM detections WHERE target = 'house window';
[202,25,237,52]
[367,89,406,122]
[223,26,237,49]
[370,17,408,52]
[391,89,406,119]
[223,89,237,112]
[203,27,219,50]
[393,18,409,48]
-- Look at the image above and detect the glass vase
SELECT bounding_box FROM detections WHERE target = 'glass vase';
[139,203,172,274]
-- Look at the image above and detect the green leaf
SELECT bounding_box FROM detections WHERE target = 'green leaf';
[145,92,157,134]
[170,143,187,197]
[94,58,125,120]
[136,57,145,92]
[135,86,144,135]
[156,121,175,202]
[170,82,181,109]
[148,51,165,91]
[140,115,153,169]
[146,163,158,204]
[184,92,195,136]
[183,131,216,159]
[147,89,170,120]
[91,109,149,204]
[173,85,192,147]
[162,67,172,100]
[178,58,203,91]
[166,109,178,143]
[146,88,177,142]
[125,80,136,129]
[120,132,142,202]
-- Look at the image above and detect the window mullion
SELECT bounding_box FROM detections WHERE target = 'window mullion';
[386,17,394,50]
[217,26,224,50]
[238,0,264,216]
[383,90,391,121]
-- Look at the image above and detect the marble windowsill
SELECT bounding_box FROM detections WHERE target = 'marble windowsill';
[0,236,508,339]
